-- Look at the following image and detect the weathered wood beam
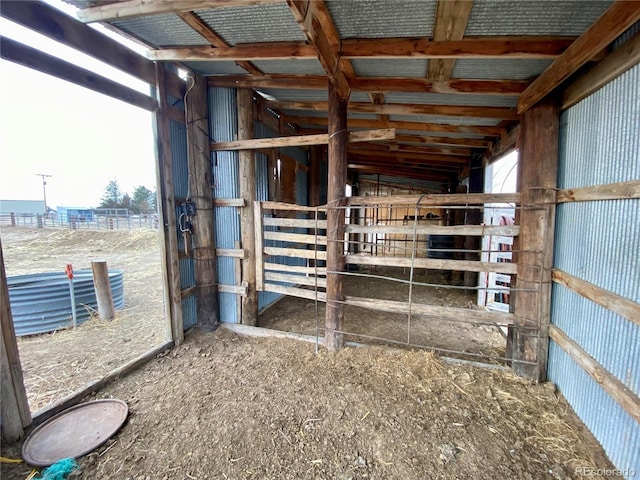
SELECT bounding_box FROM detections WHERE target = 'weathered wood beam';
[562,30,640,110]
[549,325,640,424]
[0,36,157,111]
[211,128,395,150]
[428,0,475,81]
[518,1,640,113]
[348,150,469,166]
[347,192,520,206]
[351,142,473,157]
[207,74,527,95]
[177,12,263,75]
[556,179,640,203]
[268,100,516,119]
[484,125,519,163]
[285,115,501,136]
[77,0,282,22]
[342,36,576,58]
[395,134,488,148]
[286,0,351,99]
[347,164,453,183]
[148,41,316,61]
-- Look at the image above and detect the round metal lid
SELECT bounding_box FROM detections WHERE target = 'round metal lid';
[22,399,128,467]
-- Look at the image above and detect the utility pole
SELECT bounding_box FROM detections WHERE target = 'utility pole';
[36,174,52,215]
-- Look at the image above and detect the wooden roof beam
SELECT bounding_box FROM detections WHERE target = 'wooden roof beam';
[347,165,457,183]
[347,150,469,166]
[341,36,576,58]
[267,99,517,120]
[518,1,640,113]
[177,12,263,75]
[148,41,316,61]
[77,0,283,23]
[351,142,473,157]
[428,0,474,81]
[286,0,351,99]
[208,75,528,96]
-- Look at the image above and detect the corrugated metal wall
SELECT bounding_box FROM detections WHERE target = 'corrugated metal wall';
[209,87,241,324]
[548,63,639,474]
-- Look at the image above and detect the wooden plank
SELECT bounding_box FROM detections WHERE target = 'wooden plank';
[218,284,248,296]
[512,98,559,381]
[1,241,31,441]
[263,282,327,302]
[341,36,576,59]
[0,37,157,112]
[556,180,640,203]
[553,270,640,327]
[518,2,640,113]
[177,11,263,75]
[348,150,469,166]
[77,0,281,22]
[345,224,519,236]
[186,73,219,330]
[348,192,520,206]
[208,74,527,96]
[0,1,157,87]
[180,286,197,299]
[428,0,475,81]
[254,202,265,291]
[264,263,327,275]
[238,89,258,326]
[562,31,640,110]
[284,115,502,136]
[485,125,520,164]
[264,246,328,261]
[343,295,515,325]
[345,254,518,274]
[216,248,246,258]
[149,41,316,61]
[549,325,640,424]
[213,198,245,207]
[267,100,518,120]
[352,142,473,157]
[263,217,328,228]
[264,231,328,245]
[211,128,395,150]
[153,63,183,344]
[265,272,328,288]
[262,201,327,212]
[286,0,351,99]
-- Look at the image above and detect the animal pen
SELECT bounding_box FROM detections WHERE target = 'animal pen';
[1,0,639,475]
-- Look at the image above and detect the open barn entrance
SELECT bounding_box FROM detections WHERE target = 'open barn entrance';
[256,188,528,366]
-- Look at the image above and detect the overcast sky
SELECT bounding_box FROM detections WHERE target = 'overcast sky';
[0,5,157,209]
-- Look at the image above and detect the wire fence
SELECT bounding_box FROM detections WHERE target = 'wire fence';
[0,212,159,231]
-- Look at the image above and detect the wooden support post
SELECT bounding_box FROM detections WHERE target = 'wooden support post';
[186,73,219,329]
[238,89,258,326]
[91,261,115,320]
[325,82,349,351]
[309,145,322,207]
[153,63,183,343]
[512,97,558,381]
[1,240,31,441]
[464,152,484,290]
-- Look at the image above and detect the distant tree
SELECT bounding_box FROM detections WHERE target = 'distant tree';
[150,189,158,213]
[99,179,122,208]
[131,185,154,214]
[121,193,131,211]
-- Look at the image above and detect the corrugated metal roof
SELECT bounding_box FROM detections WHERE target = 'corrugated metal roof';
[251,59,327,76]
[466,1,612,36]
[384,92,517,107]
[195,4,305,45]
[327,0,437,39]
[452,59,553,80]
[390,114,501,126]
[184,61,248,75]
[112,14,207,48]
[352,59,428,78]
[358,174,446,193]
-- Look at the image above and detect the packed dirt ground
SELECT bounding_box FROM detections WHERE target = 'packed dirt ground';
[1,329,615,479]
[1,227,167,411]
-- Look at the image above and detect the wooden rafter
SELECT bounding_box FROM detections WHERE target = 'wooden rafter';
[347,164,455,183]
[518,1,640,113]
[351,142,473,157]
[285,115,501,136]
[177,12,263,75]
[211,128,395,150]
[341,36,575,58]
[286,0,351,99]
[395,134,487,148]
[207,74,528,96]
[266,100,517,120]
[348,150,468,166]
[148,41,316,61]
[77,0,283,23]
[428,0,474,81]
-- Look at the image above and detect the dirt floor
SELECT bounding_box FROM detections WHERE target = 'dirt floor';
[259,267,506,361]
[1,328,615,479]
[1,227,167,412]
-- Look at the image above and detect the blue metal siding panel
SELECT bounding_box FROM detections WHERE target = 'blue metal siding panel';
[181,294,197,330]
[549,62,639,475]
[210,87,241,323]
